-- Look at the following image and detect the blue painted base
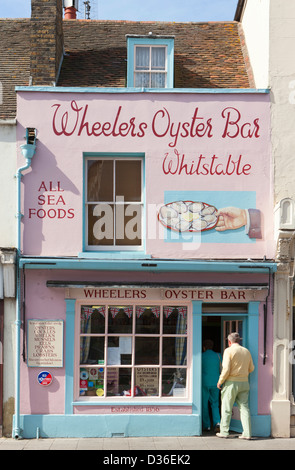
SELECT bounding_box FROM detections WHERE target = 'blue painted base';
[14,413,270,439]
[15,414,202,439]
[230,415,271,438]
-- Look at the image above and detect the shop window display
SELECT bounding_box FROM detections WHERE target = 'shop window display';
[78,304,188,399]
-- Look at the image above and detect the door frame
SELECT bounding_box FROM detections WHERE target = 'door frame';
[193,301,260,435]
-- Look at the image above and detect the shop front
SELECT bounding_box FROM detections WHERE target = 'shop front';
[14,87,275,438]
[15,260,275,438]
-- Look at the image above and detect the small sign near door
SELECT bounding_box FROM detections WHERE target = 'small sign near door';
[27,320,64,367]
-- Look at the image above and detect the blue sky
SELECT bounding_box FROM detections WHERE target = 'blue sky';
[0,0,239,22]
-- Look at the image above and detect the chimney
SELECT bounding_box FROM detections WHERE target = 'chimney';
[63,0,79,19]
[30,0,64,86]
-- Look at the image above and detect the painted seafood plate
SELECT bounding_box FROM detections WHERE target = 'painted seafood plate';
[158,200,218,232]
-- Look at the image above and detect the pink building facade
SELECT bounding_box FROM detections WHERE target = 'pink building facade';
[14,87,276,438]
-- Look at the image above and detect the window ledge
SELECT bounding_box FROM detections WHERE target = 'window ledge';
[78,252,152,260]
[73,400,192,406]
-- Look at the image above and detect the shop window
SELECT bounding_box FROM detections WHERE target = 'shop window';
[126,36,174,88]
[78,304,188,399]
[85,157,143,251]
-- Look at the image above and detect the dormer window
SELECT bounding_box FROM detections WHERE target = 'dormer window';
[126,35,174,89]
[135,45,166,88]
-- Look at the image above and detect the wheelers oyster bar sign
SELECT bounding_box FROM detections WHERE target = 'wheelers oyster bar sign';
[80,287,267,302]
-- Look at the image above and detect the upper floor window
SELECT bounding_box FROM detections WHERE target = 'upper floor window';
[85,155,143,252]
[126,36,174,89]
[135,45,167,88]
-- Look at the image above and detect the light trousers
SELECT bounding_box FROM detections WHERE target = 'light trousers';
[220,380,251,437]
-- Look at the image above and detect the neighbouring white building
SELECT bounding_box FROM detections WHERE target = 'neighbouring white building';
[0,17,30,435]
[0,120,17,437]
[236,0,295,438]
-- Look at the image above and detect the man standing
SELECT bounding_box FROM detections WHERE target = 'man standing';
[216,332,255,440]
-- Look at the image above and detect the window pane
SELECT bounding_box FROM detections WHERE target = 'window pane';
[115,160,142,202]
[87,160,113,202]
[135,46,150,70]
[107,336,132,365]
[163,337,187,365]
[88,203,114,246]
[80,337,105,365]
[136,306,160,334]
[116,204,142,246]
[108,306,133,334]
[163,307,187,335]
[107,367,132,396]
[80,367,104,396]
[135,72,150,87]
[135,367,159,396]
[81,306,105,334]
[135,337,159,365]
[162,368,187,397]
[151,72,166,88]
[151,47,166,69]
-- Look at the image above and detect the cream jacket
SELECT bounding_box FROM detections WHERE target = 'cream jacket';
[219,343,255,384]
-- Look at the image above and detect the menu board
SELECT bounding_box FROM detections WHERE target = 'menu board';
[27,320,63,367]
[135,368,159,395]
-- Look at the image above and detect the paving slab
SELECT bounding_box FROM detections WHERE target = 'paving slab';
[1,435,295,451]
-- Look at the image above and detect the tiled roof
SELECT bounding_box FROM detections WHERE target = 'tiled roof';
[0,19,30,120]
[60,20,251,89]
[0,18,252,120]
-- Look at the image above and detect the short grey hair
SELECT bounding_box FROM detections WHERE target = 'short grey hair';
[228,332,241,343]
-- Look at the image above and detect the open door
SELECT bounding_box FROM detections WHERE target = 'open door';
[201,313,247,435]
[222,319,245,351]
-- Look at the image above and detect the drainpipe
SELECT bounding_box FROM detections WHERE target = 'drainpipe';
[13,131,36,439]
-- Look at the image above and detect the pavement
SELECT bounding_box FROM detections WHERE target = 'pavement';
[1,433,295,451]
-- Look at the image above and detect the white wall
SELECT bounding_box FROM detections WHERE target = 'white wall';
[240,0,270,89]
[0,123,17,248]
[269,0,295,204]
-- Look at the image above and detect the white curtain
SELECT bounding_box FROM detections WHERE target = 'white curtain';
[151,47,165,69]
[135,46,166,88]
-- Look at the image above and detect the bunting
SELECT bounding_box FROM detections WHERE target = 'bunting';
[82,306,106,319]
[136,306,160,318]
[109,306,133,318]
[164,306,187,318]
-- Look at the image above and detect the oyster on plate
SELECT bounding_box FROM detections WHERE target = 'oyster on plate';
[158,200,218,232]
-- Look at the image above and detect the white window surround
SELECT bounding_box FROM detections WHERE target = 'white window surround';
[75,300,191,403]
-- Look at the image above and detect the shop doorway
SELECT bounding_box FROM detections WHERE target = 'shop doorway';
[201,314,246,434]
[202,316,222,354]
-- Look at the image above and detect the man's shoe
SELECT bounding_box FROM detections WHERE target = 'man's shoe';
[238,435,252,440]
[216,432,228,438]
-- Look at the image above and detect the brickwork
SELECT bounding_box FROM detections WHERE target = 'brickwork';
[30,0,63,85]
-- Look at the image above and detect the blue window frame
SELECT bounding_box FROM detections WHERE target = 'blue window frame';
[126,36,174,89]
[83,153,145,254]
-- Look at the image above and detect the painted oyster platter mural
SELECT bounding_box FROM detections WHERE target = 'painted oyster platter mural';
[158,200,218,233]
